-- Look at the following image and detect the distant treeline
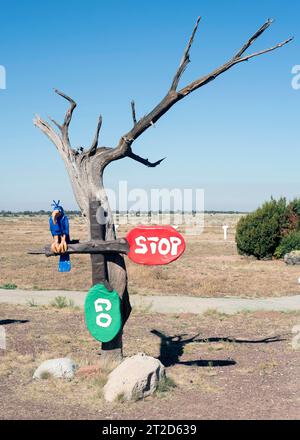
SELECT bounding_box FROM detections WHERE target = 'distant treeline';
[0,209,247,217]
[0,210,80,217]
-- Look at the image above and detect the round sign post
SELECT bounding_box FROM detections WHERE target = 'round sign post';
[84,283,122,343]
[84,225,185,343]
[126,225,186,266]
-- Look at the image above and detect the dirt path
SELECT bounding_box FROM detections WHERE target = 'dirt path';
[1,289,300,314]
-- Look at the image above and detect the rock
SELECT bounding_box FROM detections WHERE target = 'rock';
[33,358,77,380]
[103,353,165,402]
[284,250,300,265]
[211,343,224,351]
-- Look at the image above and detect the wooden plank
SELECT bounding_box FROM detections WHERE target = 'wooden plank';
[28,239,129,257]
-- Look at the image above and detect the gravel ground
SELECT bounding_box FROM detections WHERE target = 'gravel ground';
[0,304,299,420]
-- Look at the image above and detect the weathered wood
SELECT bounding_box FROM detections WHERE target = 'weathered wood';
[33,19,292,220]
[28,238,129,257]
[88,200,127,362]
[33,18,291,364]
[89,201,107,285]
[108,19,292,165]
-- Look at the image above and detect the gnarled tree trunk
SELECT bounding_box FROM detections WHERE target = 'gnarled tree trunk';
[34,18,291,361]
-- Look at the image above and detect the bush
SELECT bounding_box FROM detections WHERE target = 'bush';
[236,198,288,259]
[50,296,68,308]
[0,283,17,290]
[274,231,300,258]
[282,198,300,235]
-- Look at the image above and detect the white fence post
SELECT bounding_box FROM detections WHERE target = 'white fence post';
[222,225,229,241]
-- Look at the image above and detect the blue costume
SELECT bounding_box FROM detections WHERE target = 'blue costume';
[49,200,71,273]
[49,201,70,241]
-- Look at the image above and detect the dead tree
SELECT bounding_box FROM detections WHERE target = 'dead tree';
[34,18,292,361]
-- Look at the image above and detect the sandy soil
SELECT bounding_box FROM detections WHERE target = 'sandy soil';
[0,304,299,420]
[1,215,300,298]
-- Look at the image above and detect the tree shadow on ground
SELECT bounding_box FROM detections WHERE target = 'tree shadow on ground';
[0,319,29,326]
[151,329,286,368]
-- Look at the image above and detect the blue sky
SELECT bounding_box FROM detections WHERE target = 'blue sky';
[0,0,299,211]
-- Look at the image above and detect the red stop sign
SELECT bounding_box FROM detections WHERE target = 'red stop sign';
[126,225,185,265]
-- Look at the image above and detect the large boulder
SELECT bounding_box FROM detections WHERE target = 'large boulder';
[103,353,165,402]
[33,358,77,380]
[284,250,300,265]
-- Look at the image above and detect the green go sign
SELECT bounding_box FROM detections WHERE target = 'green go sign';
[84,284,122,343]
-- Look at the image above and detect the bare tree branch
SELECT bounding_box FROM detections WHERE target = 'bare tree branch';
[37,19,292,172]
[126,150,165,167]
[33,17,293,362]
[33,115,65,153]
[178,36,293,97]
[46,89,77,151]
[234,18,274,59]
[49,117,62,131]
[170,16,201,91]
[54,89,77,130]
[131,100,137,125]
[114,18,292,148]
[86,115,103,156]
[236,37,293,62]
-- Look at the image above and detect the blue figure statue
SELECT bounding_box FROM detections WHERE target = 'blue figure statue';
[49,200,71,272]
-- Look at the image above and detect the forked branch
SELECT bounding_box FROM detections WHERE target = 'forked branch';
[86,115,103,156]
[35,18,293,174]
[34,89,78,158]
[170,16,201,91]
[115,17,292,149]
[52,89,76,146]
[34,115,65,153]
[234,18,274,59]
[131,100,137,125]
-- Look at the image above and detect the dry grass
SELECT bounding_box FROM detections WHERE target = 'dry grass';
[1,304,299,419]
[1,214,300,298]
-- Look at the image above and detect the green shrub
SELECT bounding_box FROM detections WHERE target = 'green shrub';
[0,283,17,290]
[155,376,176,395]
[26,298,38,307]
[50,296,68,308]
[282,198,300,235]
[274,231,300,258]
[50,296,77,309]
[288,198,300,217]
[236,198,288,259]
